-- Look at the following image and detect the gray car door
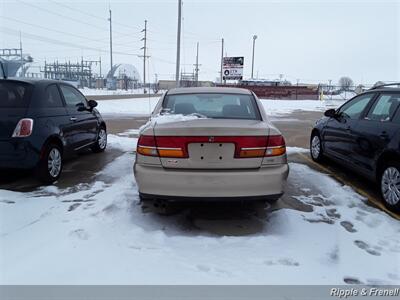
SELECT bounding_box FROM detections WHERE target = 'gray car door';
[322,93,375,161]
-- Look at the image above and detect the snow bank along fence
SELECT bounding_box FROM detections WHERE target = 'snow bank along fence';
[217,84,320,100]
[85,93,161,101]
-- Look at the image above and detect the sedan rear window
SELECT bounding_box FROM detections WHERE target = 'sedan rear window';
[0,81,31,108]
[162,93,261,120]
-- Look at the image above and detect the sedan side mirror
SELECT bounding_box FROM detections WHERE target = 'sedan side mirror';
[88,100,98,110]
[324,109,336,118]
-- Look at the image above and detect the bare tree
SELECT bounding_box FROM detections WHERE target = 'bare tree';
[355,84,365,94]
[338,76,354,91]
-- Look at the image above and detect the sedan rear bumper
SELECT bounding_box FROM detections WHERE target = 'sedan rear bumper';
[134,163,289,199]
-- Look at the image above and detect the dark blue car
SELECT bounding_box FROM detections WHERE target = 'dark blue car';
[310,84,400,212]
[0,78,107,184]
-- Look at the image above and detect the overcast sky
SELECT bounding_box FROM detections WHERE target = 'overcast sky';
[0,0,399,85]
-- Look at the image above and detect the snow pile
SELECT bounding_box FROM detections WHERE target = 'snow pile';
[1,142,399,285]
[151,113,207,124]
[138,113,208,133]
[261,99,345,116]
[286,147,309,155]
[107,134,138,152]
[118,129,140,137]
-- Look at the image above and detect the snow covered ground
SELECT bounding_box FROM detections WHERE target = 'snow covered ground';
[1,135,399,285]
[80,88,355,101]
[95,96,346,117]
[80,88,165,96]
[261,99,345,116]
[96,97,160,116]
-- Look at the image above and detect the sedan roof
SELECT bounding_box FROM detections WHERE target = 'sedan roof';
[167,87,252,95]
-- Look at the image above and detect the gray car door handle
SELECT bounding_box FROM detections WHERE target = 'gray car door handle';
[70,117,77,122]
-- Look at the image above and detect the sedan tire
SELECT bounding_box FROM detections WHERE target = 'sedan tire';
[310,132,324,162]
[36,143,63,184]
[380,161,400,212]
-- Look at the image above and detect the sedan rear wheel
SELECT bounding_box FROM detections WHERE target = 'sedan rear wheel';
[380,162,400,212]
[310,133,323,162]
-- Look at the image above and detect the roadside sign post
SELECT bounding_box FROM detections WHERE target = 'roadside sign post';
[222,56,244,82]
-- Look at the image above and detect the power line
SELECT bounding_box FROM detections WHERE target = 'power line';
[0,27,139,56]
[49,0,143,32]
[16,0,108,31]
[1,15,143,50]
[16,0,136,37]
[0,16,109,46]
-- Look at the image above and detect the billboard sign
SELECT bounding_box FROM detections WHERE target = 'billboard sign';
[222,56,244,80]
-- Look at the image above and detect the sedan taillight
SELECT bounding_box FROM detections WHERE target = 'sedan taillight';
[137,135,286,158]
[137,135,158,156]
[237,135,286,157]
[264,135,286,157]
[137,135,187,158]
[12,118,34,138]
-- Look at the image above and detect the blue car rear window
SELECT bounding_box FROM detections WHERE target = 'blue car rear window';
[0,81,31,108]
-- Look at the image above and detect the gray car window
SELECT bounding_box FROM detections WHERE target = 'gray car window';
[338,93,374,120]
[366,93,400,122]
[392,102,400,124]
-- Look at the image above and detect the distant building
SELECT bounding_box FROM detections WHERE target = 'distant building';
[0,48,33,77]
[107,63,141,90]
[158,80,214,90]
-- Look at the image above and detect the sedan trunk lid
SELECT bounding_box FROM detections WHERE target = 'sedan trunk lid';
[153,118,270,170]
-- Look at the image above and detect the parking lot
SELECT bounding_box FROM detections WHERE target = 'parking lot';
[1,98,399,285]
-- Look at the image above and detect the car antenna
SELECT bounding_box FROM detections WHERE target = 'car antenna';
[0,61,7,79]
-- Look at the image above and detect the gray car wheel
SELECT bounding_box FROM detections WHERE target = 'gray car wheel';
[380,163,400,211]
[310,132,323,162]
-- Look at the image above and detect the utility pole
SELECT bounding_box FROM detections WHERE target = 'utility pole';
[251,35,257,79]
[175,0,182,87]
[194,42,200,86]
[140,20,149,92]
[220,38,224,84]
[99,56,102,78]
[19,31,23,77]
[108,9,113,77]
